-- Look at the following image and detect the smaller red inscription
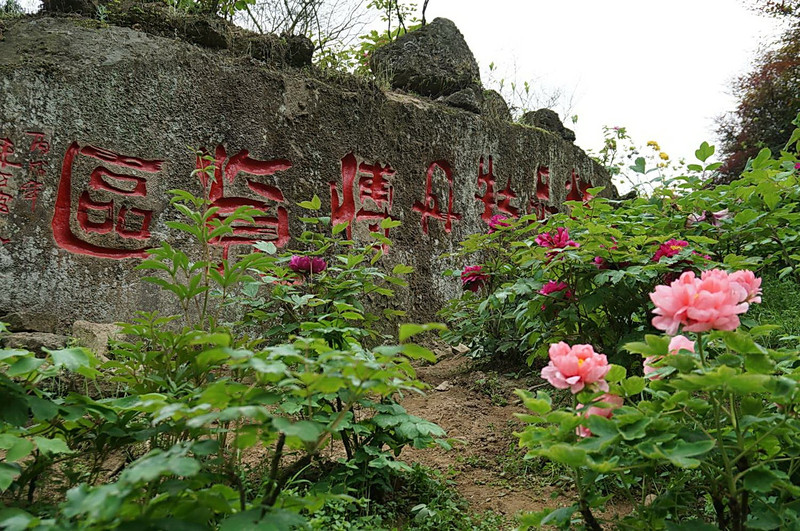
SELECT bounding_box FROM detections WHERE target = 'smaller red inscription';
[412,160,462,234]
[0,190,12,214]
[20,180,44,211]
[0,138,22,170]
[26,132,50,156]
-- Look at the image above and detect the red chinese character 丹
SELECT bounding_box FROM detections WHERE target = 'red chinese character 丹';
[474,156,520,224]
[0,138,22,171]
[26,132,50,156]
[197,145,291,260]
[20,180,44,211]
[331,153,395,248]
[528,166,558,220]
[52,143,163,259]
[565,170,592,202]
[412,160,462,234]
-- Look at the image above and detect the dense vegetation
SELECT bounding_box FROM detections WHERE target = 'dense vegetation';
[438,116,800,528]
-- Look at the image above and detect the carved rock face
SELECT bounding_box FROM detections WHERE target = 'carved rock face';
[370,18,481,98]
[0,17,608,333]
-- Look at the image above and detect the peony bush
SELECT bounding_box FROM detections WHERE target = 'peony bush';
[515,268,800,529]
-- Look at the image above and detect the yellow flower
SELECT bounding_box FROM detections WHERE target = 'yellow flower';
[659,152,669,160]
[647,140,660,150]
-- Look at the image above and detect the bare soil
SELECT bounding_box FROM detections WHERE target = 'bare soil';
[399,348,570,525]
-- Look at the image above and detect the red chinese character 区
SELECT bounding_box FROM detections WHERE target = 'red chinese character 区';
[197,145,291,260]
[20,180,44,211]
[52,142,163,259]
[331,153,395,248]
[412,160,462,234]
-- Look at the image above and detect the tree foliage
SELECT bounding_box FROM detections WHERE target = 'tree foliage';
[717,3,800,176]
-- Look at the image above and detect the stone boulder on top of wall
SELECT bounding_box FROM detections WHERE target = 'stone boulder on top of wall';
[370,17,481,98]
[520,108,576,143]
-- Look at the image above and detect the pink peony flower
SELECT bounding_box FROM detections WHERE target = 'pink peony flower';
[728,269,762,304]
[652,239,689,262]
[593,256,609,269]
[539,280,572,298]
[289,255,327,274]
[576,394,624,437]
[488,214,512,233]
[541,342,610,394]
[535,227,579,249]
[795,162,800,170]
[650,270,750,335]
[644,335,695,379]
[687,209,729,227]
[461,265,489,292]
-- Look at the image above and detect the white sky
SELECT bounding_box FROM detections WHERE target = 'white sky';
[15,0,783,164]
[421,0,783,163]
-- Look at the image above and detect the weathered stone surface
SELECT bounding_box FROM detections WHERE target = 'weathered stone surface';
[0,17,609,333]
[3,331,69,353]
[72,320,120,359]
[521,108,576,142]
[481,90,511,122]
[104,3,314,67]
[370,18,481,97]
[441,86,482,114]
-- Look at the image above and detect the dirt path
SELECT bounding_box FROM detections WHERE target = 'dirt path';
[400,349,565,523]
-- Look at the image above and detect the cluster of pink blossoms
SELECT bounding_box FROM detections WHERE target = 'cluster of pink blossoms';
[535,227,579,250]
[650,268,762,335]
[461,265,489,292]
[289,255,327,274]
[488,214,511,233]
[541,342,621,437]
[541,342,610,394]
[652,239,688,262]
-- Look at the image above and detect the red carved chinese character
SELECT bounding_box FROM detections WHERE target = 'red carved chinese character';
[0,138,22,170]
[474,156,496,223]
[52,142,163,259]
[197,145,291,260]
[331,153,395,247]
[28,160,47,178]
[528,166,558,220]
[20,180,44,211]
[565,170,592,202]
[0,191,12,214]
[497,176,519,218]
[475,156,519,223]
[412,160,462,234]
[26,132,50,156]
[0,172,9,188]
[536,166,550,200]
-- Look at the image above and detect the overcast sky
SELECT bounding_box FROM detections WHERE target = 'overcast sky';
[17,0,783,165]
[417,0,784,165]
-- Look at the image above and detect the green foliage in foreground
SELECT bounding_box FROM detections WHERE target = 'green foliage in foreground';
[0,165,454,528]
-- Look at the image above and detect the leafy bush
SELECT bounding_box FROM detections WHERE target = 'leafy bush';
[0,167,448,527]
[441,115,800,372]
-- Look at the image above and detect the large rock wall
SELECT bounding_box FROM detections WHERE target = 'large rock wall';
[0,17,609,332]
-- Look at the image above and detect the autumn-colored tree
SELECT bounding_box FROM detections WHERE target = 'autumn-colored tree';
[717,3,800,176]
